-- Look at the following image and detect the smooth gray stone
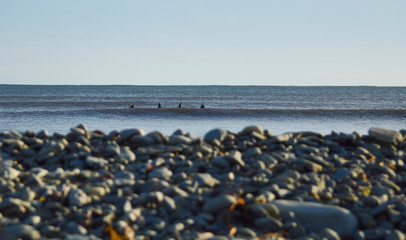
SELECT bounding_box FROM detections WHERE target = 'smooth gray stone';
[23,215,41,226]
[194,173,219,187]
[144,191,165,205]
[130,135,155,146]
[236,227,257,238]
[239,125,264,136]
[2,166,20,180]
[149,167,173,179]
[24,175,44,187]
[162,196,177,211]
[36,129,49,138]
[269,132,293,143]
[243,147,262,159]
[3,138,25,150]
[68,188,90,207]
[363,195,382,207]
[103,143,120,157]
[135,146,167,156]
[70,127,86,138]
[76,123,91,137]
[118,128,145,142]
[38,140,66,156]
[372,184,394,196]
[65,221,88,235]
[168,222,185,233]
[246,203,279,218]
[211,156,230,169]
[106,130,119,140]
[114,178,135,187]
[254,216,283,231]
[82,186,106,197]
[162,185,189,198]
[0,198,34,216]
[303,159,323,172]
[380,178,401,192]
[204,128,228,142]
[307,155,334,168]
[119,147,136,162]
[173,129,186,136]
[374,165,396,177]
[319,228,341,240]
[168,135,192,145]
[369,128,403,145]
[86,156,108,168]
[152,157,166,167]
[147,131,167,144]
[224,150,245,167]
[30,167,49,177]
[272,200,358,235]
[40,224,61,237]
[0,224,41,239]
[202,194,236,214]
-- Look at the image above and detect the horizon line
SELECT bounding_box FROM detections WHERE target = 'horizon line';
[1,83,406,87]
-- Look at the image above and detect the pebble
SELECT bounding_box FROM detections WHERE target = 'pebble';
[272,199,359,235]
[86,156,108,168]
[68,188,90,207]
[369,128,404,145]
[211,156,230,169]
[0,224,41,239]
[148,167,173,179]
[254,216,283,231]
[194,173,219,187]
[204,128,228,142]
[1,124,406,239]
[202,194,236,214]
[117,128,145,142]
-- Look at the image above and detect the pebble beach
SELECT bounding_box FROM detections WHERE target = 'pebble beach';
[1,125,406,240]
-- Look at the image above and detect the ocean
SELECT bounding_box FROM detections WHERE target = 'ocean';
[1,85,405,137]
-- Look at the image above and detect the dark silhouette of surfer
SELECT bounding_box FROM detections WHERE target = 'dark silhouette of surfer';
[130,104,135,109]
[158,103,162,108]
[178,102,183,108]
[200,104,205,109]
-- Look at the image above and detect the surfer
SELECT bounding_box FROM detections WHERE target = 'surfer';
[178,102,183,108]
[200,104,205,109]
[130,104,135,109]
[158,103,162,108]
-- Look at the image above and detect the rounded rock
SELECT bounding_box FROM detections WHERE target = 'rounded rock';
[202,194,236,214]
[204,128,228,142]
[272,199,359,235]
[148,167,173,179]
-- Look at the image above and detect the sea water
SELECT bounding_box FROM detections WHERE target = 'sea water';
[1,85,405,137]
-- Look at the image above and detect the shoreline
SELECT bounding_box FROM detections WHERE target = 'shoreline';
[1,125,406,239]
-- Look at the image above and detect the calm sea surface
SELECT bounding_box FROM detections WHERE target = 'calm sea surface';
[1,85,405,136]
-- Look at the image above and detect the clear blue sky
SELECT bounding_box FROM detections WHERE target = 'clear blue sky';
[1,0,405,86]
